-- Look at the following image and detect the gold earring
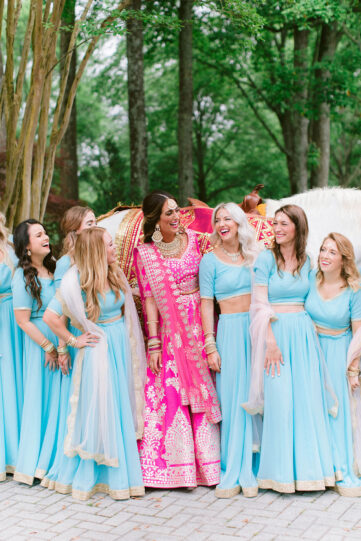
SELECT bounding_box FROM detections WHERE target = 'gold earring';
[152,224,163,243]
[27,249,31,256]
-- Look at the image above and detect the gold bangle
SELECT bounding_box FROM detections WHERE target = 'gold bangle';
[146,320,159,325]
[204,331,215,336]
[205,345,218,355]
[42,340,55,353]
[347,370,360,377]
[57,346,69,355]
[66,334,77,348]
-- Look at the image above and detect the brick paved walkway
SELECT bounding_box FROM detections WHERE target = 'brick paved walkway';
[1,475,361,540]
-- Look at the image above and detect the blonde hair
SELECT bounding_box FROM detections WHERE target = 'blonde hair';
[210,202,259,267]
[61,206,94,257]
[317,232,360,292]
[0,212,14,271]
[73,227,126,322]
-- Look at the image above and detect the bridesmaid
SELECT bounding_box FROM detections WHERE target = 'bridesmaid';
[200,203,259,498]
[46,206,96,477]
[305,233,361,495]
[42,227,146,500]
[243,204,337,493]
[0,213,23,480]
[12,219,61,484]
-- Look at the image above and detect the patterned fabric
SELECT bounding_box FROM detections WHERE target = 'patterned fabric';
[135,230,221,488]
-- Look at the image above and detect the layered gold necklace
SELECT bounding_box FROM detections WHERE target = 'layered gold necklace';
[155,233,183,258]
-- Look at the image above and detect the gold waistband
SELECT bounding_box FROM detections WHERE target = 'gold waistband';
[0,292,11,302]
[98,312,123,324]
[271,303,304,313]
[315,325,350,336]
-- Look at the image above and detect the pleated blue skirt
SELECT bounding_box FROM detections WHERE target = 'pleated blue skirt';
[318,331,361,496]
[42,318,144,500]
[14,319,61,484]
[257,311,336,492]
[0,297,23,479]
[215,312,258,498]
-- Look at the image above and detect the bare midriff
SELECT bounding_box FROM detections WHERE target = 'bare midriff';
[218,293,251,314]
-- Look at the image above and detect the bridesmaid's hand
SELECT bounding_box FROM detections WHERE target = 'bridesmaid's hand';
[207,351,221,373]
[349,375,360,392]
[265,341,283,377]
[76,332,99,348]
[58,352,71,376]
[45,349,58,371]
[149,352,162,376]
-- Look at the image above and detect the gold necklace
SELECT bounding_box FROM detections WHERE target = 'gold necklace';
[221,244,241,262]
[155,234,182,257]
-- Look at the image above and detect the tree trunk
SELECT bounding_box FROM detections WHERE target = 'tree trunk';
[310,22,340,188]
[126,0,148,202]
[59,0,78,200]
[178,0,194,205]
[194,117,207,201]
[292,27,309,193]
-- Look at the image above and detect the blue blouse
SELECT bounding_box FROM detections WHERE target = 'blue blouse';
[0,247,17,297]
[253,249,311,304]
[48,288,125,323]
[12,268,56,319]
[199,252,251,301]
[54,255,71,290]
[305,270,361,330]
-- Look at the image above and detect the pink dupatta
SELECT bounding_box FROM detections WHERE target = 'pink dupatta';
[135,233,221,424]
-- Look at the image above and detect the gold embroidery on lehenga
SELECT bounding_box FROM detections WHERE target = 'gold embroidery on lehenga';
[162,408,195,464]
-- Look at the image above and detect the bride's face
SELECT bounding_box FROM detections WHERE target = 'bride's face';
[103,231,117,265]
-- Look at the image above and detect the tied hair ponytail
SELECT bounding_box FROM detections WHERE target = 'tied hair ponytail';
[13,220,56,311]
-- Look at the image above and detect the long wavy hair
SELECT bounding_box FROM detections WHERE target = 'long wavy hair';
[60,205,94,257]
[13,219,56,310]
[317,232,360,292]
[0,212,14,270]
[73,227,126,322]
[142,190,178,243]
[272,204,309,275]
[210,202,259,267]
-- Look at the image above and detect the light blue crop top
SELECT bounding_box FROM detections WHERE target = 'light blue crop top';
[0,248,17,296]
[54,255,71,289]
[12,267,56,319]
[48,288,125,323]
[199,252,252,302]
[305,270,361,330]
[253,249,311,304]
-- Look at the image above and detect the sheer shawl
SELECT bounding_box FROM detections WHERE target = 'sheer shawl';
[242,283,338,420]
[135,233,221,424]
[59,265,146,467]
[346,326,361,475]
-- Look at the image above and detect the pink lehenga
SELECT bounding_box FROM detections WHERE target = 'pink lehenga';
[135,229,221,488]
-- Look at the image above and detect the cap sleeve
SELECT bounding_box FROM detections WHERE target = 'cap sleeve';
[253,250,274,286]
[46,296,63,317]
[54,255,71,290]
[199,253,215,299]
[11,268,33,310]
[351,287,361,322]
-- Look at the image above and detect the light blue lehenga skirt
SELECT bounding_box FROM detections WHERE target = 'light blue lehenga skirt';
[257,311,337,492]
[0,296,23,479]
[42,318,144,500]
[318,330,361,496]
[215,312,258,498]
[14,319,61,485]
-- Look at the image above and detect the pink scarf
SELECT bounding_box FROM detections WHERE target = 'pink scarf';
[135,237,221,424]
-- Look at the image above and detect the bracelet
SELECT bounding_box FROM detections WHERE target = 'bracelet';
[347,370,360,377]
[40,339,56,353]
[148,348,162,354]
[66,334,78,348]
[57,345,69,355]
[204,331,215,337]
[147,321,159,325]
[205,344,218,355]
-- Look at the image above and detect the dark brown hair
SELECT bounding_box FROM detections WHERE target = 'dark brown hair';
[142,190,178,243]
[13,219,56,310]
[272,204,309,275]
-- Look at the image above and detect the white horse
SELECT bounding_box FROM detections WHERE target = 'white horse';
[266,187,361,266]
[98,187,361,267]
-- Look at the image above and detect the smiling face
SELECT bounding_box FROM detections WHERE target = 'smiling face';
[273,211,296,246]
[158,199,180,237]
[76,211,96,234]
[27,223,50,258]
[103,231,117,265]
[319,238,343,275]
[214,207,238,242]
